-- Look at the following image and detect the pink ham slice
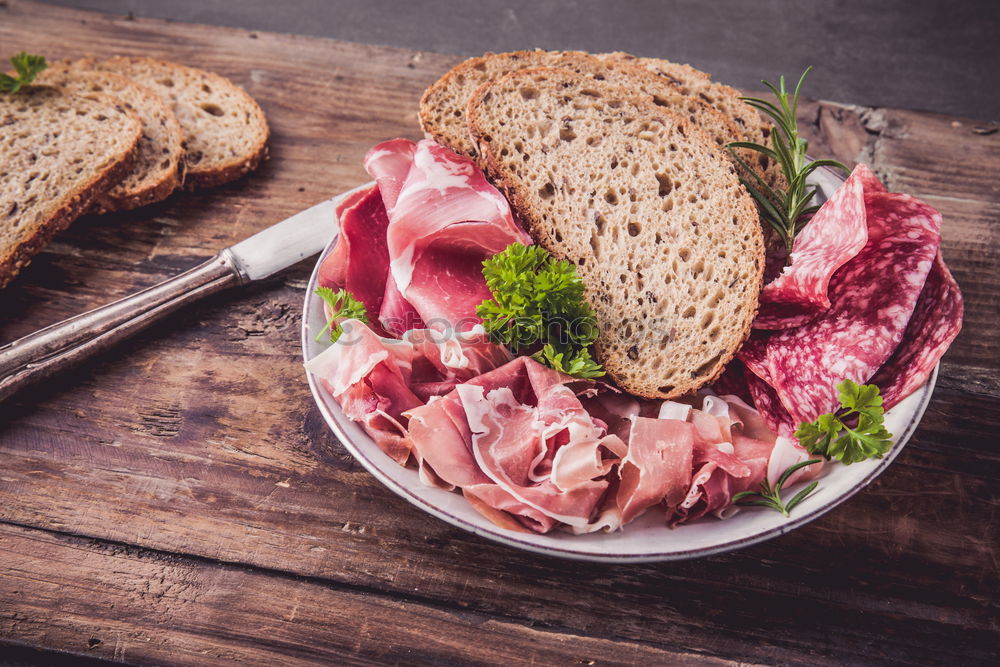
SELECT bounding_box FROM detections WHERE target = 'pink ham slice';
[740,190,941,424]
[405,357,625,533]
[317,185,394,337]
[668,396,776,524]
[364,138,531,333]
[754,164,874,329]
[306,319,510,463]
[617,417,694,524]
[870,252,963,410]
[305,319,422,464]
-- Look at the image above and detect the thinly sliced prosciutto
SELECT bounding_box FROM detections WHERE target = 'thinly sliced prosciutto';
[365,139,531,332]
[405,357,626,533]
[305,319,509,463]
[616,417,694,524]
[317,185,393,336]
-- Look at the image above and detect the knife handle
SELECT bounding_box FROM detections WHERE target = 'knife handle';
[0,250,248,403]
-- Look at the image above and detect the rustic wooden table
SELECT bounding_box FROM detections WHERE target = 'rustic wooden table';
[1,1,997,664]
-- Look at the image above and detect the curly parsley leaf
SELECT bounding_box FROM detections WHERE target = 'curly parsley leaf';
[795,379,893,464]
[532,343,605,380]
[477,243,603,378]
[314,287,367,343]
[0,52,47,94]
[732,459,822,517]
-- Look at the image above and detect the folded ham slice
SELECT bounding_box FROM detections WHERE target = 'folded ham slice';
[305,319,421,463]
[667,395,784,524]
[405,357,626,533]
[365,138,532,333]
[317,185,394,336]
[306,319,510,463]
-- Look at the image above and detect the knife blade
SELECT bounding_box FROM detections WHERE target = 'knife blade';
[229,181,372,281]
[0,182,372,402]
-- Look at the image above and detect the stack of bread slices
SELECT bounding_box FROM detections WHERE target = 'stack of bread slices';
[419,51,773,399]
[0,56,269,288]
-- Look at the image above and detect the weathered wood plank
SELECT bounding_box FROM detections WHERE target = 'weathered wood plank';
[2,522,737,666]
[0,1,998,665]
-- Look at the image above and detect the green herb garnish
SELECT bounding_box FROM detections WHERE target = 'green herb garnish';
[477,243,603,379]
[727,67,849,254]
[795,379,893,464]
[732,459,822,517]
[0,52,48,94]
[314,287,367,343]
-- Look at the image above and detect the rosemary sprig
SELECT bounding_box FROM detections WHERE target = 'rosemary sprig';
[727,67,849,254]
[732,459,822,517]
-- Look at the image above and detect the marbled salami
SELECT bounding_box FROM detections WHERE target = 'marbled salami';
[870,252,963,410]
[754,164,875,329]
[741,190,941,424]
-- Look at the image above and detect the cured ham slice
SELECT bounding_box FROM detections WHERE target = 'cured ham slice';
[305,319,422,463]
[740,190,941,424]
[617,417,693,524]
[754,164,873,329]
[306,319,510,462]
[668,396,775,524]
[317,185,393,336]
[870,252,963,410]
[405,357,626,533]
[364,138,531,332]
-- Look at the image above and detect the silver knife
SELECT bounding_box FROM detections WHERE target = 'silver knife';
[0,182,372,402]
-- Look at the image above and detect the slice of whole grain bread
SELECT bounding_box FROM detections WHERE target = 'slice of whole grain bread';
[0,86,142,288]
[94,56,269,189]
[420,50,743,162]
[601,52,785,189]
[38,60,184,212]
[467,67,764,399]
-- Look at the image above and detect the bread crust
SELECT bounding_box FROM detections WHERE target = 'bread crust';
[39,60,187,213]
[0,88,142,288]
[467,68,764,399]
[95,56,269,191]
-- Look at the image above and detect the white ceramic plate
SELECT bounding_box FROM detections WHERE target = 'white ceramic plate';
[301,166,936,562]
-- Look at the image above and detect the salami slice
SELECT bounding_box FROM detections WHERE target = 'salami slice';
[754,164,874,329]
[743,369,796,436]
[741,191,941,424]
[870,252,963,410]
[708,357,754,405]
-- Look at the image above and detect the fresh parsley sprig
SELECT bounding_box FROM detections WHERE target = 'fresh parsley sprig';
[0,52,47,94]
[477,243,603,379]
[727,67,849,254]
[795,379,893,464]
[314,287,367,343]
[732,459,822,516]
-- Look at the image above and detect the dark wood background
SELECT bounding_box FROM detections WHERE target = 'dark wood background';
[1,1,998,664]
[42,0,1000,122]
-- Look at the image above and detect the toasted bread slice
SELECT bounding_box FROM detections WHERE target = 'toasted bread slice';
[94,56,269,189]
[38,61,184,212]
[468,68,764,399]
[0,87,142,288]
[420,50,743,161]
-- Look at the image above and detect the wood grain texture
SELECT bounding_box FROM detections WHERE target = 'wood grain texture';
[1,1,998,665]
